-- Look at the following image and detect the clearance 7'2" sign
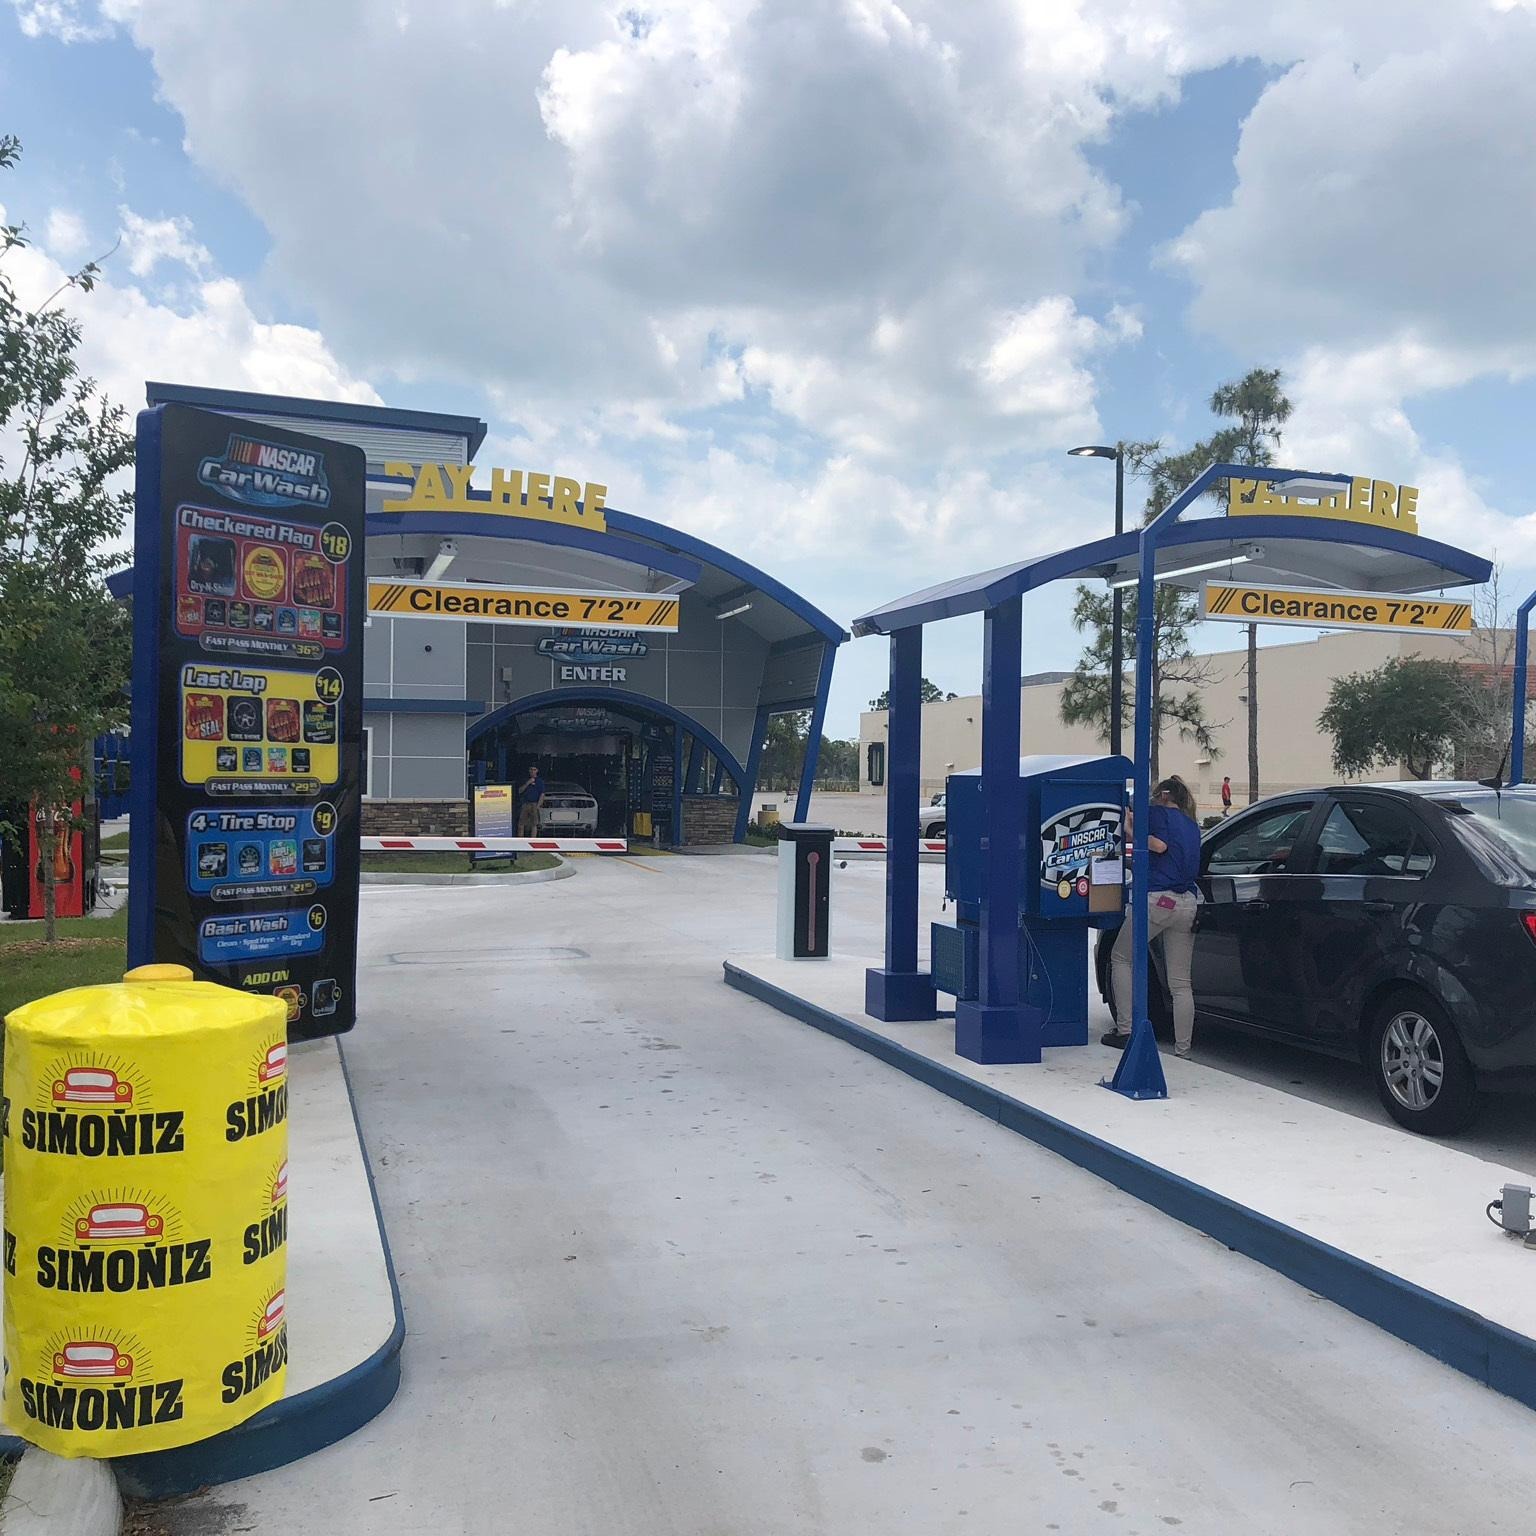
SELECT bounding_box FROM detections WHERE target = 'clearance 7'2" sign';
[367,579,680,632]
[1202,581,1473,635]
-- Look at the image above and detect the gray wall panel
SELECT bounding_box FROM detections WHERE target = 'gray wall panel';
[390,713,468,757]
[389,756,467,799]
[376,615,467,696]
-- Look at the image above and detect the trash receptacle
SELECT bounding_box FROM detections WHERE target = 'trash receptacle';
[3,964,289,1457]
[776,822,835,960]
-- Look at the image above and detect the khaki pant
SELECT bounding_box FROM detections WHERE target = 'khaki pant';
[518,803,541,836]
[1111,890,1197,1050]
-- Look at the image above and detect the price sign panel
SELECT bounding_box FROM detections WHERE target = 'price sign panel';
[129,406,365,1038]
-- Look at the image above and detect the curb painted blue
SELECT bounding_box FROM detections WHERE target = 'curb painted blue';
[111,1040,406,1500]
[722,961,1536,1414]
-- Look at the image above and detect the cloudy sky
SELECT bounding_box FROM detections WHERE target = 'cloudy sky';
[5,0,1536,735]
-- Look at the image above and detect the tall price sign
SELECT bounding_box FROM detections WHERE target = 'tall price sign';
[128,406,366,1038]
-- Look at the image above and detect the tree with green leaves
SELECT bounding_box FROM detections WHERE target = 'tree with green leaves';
[816,736,859,785]
[1059,576,1220,783]
[1208,368,1292,805]
[0,136,134,940]
[867,677,955,711]
[1060,368,1291,790]
[758,710,806,790]
[1318,657,1464,780]
[1060,439,1223,781]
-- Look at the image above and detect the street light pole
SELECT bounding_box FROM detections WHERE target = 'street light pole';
[1068,444,1126,756]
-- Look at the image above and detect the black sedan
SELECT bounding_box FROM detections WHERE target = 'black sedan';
[1097,782,1536,1135]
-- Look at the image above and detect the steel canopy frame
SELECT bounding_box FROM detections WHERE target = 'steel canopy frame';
[854,463,1492,1077]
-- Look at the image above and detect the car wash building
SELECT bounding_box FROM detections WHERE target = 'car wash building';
[122,384,845,844]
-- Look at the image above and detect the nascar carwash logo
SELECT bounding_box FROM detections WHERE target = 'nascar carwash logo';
[199,434,331,509]
[1040,803,1122,885]
[536,628,651,662]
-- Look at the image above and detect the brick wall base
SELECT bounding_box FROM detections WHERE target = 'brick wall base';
[681,795,739,845]
[361,799,470,836]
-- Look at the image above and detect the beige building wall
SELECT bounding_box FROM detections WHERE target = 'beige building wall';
[858,628,1489,808]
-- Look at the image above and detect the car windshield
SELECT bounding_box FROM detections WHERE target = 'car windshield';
[544,784,588,796]
[1436,792,1536,880]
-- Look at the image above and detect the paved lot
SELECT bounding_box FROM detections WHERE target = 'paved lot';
[752,790,888,833]
[166,856,1536,1534]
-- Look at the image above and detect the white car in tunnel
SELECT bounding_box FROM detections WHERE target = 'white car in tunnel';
[539,783,600,834]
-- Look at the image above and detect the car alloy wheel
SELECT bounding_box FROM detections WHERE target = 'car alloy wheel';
[1379,1007,1445,1112]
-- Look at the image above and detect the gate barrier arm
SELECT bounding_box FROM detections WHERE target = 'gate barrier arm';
[361,836,627,853]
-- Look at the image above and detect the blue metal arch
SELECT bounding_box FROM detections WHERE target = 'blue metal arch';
[466,686,749,791]
[607,509,847,644]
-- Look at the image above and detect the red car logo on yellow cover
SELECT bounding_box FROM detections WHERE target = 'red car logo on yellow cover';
[76,1203,162,1242]
[258,1290,286,1339]
[258,1042,288,1084]
[53,1342,133,1380]
[272,1160,288,1205]
[53,1068,132,1106]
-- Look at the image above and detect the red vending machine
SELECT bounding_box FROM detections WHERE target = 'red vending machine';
[25,788,97,920]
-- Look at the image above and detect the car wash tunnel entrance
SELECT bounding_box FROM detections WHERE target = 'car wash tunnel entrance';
[469,693,738,844]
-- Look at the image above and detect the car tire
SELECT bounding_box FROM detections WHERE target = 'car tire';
[925,823,945,840]
[1368,990,1481,1136]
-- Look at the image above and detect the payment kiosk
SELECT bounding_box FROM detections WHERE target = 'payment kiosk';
[932,753,1129,1046]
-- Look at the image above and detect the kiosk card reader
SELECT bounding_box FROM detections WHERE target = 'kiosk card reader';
[933,754,1130,1045]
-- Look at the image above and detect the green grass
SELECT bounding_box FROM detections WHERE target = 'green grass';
[0,907,129,1019]
[361,851,561,874]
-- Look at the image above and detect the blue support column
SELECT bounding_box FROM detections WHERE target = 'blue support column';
[866,625,936,1021]
[684,736,704,794]
[711,759,726,794]
[794,641,836,822]
[955,597,1037,1063]
[126,411,165,970]
[672,722,685,847]
[1105,522,1168,1098]
[1513,592,1536,784]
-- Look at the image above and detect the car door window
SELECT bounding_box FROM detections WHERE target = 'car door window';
[1315,799,1433,877]
[1204,802,1316,876]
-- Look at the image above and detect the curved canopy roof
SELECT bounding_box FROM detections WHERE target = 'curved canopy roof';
[854,513,1492,637]
[118,383,847,650]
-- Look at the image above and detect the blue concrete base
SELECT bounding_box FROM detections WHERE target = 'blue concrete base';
[955,1000,1043,1064]
[723,958,1536,1418]
[864,966,937,1021]
[111,1042,404,1500]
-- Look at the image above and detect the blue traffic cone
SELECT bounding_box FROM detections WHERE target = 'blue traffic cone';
[1101,1015,1168,1100]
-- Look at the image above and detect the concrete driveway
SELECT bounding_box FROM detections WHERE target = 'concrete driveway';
[163,855,1536,1534]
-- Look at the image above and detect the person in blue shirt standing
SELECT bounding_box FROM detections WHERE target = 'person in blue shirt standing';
[1104,774,1203,1058]
[516,764,545,838]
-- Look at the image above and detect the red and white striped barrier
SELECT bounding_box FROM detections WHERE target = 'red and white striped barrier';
[830,838,947,856]
[361,836,627,853]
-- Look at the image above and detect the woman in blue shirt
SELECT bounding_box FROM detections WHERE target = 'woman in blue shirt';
[1104,775,1202,1058]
